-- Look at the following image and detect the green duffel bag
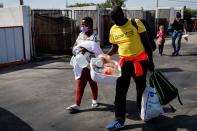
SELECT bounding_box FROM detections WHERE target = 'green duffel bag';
[150,71,183,106]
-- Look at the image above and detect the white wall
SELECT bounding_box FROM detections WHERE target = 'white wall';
[0,6,23,27]
[0,6,31,64]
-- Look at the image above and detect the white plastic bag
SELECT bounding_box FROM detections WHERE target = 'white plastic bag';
[140,86,163,121]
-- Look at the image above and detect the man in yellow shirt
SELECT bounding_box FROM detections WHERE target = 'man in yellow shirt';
[106,6,154,130]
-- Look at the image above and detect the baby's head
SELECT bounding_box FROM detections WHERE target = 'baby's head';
[159,25,164,31]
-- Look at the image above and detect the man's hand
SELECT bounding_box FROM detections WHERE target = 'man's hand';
[148,60,155,72]
[107,44,118,56]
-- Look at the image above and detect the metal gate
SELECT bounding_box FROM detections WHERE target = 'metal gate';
[31,9,158,57]
[0,26,26,65]
[31,10,74,56]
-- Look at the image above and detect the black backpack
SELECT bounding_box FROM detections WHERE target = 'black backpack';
[131,19,156,52]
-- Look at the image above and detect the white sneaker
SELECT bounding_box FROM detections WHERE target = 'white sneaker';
[91,100,99,108]
[66,104,80,113]
[91,103,99,108]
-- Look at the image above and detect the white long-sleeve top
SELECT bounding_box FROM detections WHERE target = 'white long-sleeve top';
[70,32,103,80]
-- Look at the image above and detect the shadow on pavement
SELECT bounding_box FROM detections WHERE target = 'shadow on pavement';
[156,68,183,73]
[121,100,197,131]
[0,107,34,131]
[109,100,197,131]
[67,100,197,131]
[80,103,115,113]
[29,67,72,70]
[126,100,141,121]
[181,53,197,56]
[123,114,197,131]
[161,50,197,57]
[162,106,177,113]
[126,100,178,121]
[80,100,141,121]
[0,57,72,75]
[81,101,139,115]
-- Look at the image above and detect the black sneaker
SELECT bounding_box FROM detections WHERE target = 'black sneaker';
[172,51,176,56]
[175,52,179,56]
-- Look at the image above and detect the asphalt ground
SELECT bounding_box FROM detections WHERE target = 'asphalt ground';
[0,33,197,131]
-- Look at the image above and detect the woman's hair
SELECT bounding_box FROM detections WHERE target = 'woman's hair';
[82,17,93,27]
[159,25,164,29]
[176,12,181,18]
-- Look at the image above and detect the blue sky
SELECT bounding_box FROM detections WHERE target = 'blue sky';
[0,0,197,9]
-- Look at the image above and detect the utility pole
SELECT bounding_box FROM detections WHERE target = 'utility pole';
[156,0,158,8]
[20,0,24,5]
[155,0,159,33]
[66,0,68,8]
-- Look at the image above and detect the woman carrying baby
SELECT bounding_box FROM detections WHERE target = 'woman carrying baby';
[66,17,103,113]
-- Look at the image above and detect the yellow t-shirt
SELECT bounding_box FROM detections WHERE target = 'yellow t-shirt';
[109,19,146,57]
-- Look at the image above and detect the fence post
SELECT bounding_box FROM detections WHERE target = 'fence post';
[96,6,101,46]
[155,7,159,35]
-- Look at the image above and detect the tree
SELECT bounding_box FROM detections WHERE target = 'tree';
[97,1,112,8]
[107,0,127,7]
[68,3,96,7]
[67,0,127,8]
[183,7,197,31]
[97,0,127,8]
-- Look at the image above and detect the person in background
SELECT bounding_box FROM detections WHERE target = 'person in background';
[106,6,154,130]
[194,19,197,32]
[156,25,166,56]
[66,17,102,113]
[171,12,187,56]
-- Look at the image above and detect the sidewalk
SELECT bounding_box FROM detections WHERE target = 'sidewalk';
[0,33,197,131]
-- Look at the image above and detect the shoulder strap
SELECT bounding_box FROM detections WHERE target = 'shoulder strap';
[131,18,138,30]
[90,33,97,42]
[93,34,97,42]
[177,93,183,105]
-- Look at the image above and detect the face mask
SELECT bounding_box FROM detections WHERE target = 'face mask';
[81,26,89,33]
[176,18,181,21]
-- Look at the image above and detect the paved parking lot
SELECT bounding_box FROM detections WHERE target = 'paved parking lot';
[0,33,197,131]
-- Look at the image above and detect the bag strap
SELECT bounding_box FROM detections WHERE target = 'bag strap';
[168,94,183,112]
[169,104,176,112]
[177,93,183,105]
[131,18,138,30]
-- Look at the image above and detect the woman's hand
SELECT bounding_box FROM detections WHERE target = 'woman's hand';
[80,47,88,55]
